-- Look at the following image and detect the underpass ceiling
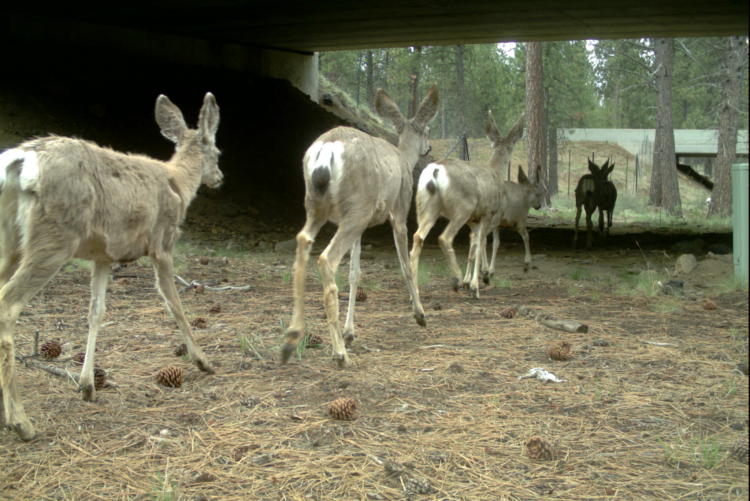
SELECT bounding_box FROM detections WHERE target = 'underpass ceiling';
[7,1,749,53]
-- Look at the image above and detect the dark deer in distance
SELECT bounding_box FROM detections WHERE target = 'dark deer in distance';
[573,159,617,249]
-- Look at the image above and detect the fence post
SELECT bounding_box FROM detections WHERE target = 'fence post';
[625,157,629,192]
[635,154,639,192]
[567,150,571,197]
[732,163,749,288]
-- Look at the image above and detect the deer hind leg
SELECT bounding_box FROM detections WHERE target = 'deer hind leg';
[78,261,111,402]
[462,228,477,286]
[317,223,367,367]
[585,209,594,249]
[153,253,213,374]
[573,205,582,248]
[438,218,470,292]
[607,209,613,237]
[342,237,361,348]
[0,233,76,441]
[282,215,326,363]
[598,208,605,235]
[468,220,489,299]
[409,206,439,311]
[392,218,426,327]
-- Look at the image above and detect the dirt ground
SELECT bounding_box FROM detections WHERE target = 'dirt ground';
[1,222,748,500]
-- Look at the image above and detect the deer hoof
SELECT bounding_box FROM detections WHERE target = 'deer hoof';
[523,264,529,273]
[12,421,36,442]
[280,342,296,364]
[451,278,460,292]
[333,352,350,368]
[344,331,356,348]
[195,358,215,375]
[414,312,426,327]
[81,384,95,402]
[482,272,491,285]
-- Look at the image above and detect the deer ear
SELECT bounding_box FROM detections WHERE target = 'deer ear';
[607,163,615,175]
[485,110,501,144]
[198,92,220,140]
[375,89,405,133]
[155,95,187,144]
[505,113,525,144]
[412,84,439,131]
[517,165,530,184]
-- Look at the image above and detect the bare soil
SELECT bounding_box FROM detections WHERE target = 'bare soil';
[1,221,748,501]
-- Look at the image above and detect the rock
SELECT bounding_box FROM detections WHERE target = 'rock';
[674,254,697,275]
[274,238,297,253]
[707,251,733,263]
[660,279,684,295]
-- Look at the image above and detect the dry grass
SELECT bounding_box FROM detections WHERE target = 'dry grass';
[1,239,748,500]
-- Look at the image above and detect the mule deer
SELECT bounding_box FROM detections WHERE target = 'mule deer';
[282,85,439,367]
[466,165,546,284]
[0,92,221,441]
[410,111,523,298]
[573,159,616,249]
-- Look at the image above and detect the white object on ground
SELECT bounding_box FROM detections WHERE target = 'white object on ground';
[518,367,566,383]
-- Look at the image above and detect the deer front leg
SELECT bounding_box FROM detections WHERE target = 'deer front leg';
[153,254,213,374]
[393,220,426,327]
[573,205,582,249]
[342,238,362,348]
[484,227,500,284]
[409,210,439,310]
[585,210,594,249]
[282,217,325,364]
[462,228,477,286]
[79,262,110,402]
[518,226,533,272]
[468,220,489,299]
[598,207,605,235]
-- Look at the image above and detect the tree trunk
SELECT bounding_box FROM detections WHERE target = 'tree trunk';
[709,36,746,218]
[548,125,558,197]
[525,42,547,198]
[365,50,375,109]
[649,38,682,216]
[455,45,467,136]
[408,46,422,119]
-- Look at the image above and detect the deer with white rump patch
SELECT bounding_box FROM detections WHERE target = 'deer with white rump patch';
[0,92,221,441]
[282,85,439,367]
[410,111,524,298]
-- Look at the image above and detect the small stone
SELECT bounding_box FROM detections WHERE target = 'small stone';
[702,299,718,310]
[199,257,210,265]
[447,362,465,373]
[592,339,611,347]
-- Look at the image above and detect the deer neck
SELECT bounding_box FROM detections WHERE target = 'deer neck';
[167,137,204,207]
[396,128,422,172]
[488,146,510,172]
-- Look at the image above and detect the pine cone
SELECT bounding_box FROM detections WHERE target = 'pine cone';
[94,368,107,390]
[40,340,62,359]
[405,476,434,495]
[72,351,86,365]
[547,341,573,361]
[155,365,184,388]
[307,334,324,347]
[355,288,367,302]
[327,397,357,420]
[174,344,188,357]
[191,317,208,329]
[500,306,517,319]
[525,436,556,460]
[730,439,749,464]
[208,304,222,314]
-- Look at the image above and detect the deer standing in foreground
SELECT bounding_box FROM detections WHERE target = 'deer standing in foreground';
[282,85,439,366]
[573,159,616,249]
[466,165,547,285]
[0,93,221,441]
[410,111,523,298]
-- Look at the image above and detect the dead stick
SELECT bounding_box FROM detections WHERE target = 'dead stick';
[516,305,589,333]
[174,275,252,292]
[16,357,80,385]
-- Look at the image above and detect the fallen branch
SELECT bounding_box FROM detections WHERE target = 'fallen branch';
[174,275,252,293]
[16,356,80,386]
[516,305,589,333]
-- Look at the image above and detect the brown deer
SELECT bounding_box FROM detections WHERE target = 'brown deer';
[282,85,439,367]
[410,111,523,298]
[573,159,616,249]
[0,92,221,441]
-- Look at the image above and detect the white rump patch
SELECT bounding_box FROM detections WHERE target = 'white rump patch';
[305,140,345,186]
[418,163,450,193]
[0,148,39,191]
